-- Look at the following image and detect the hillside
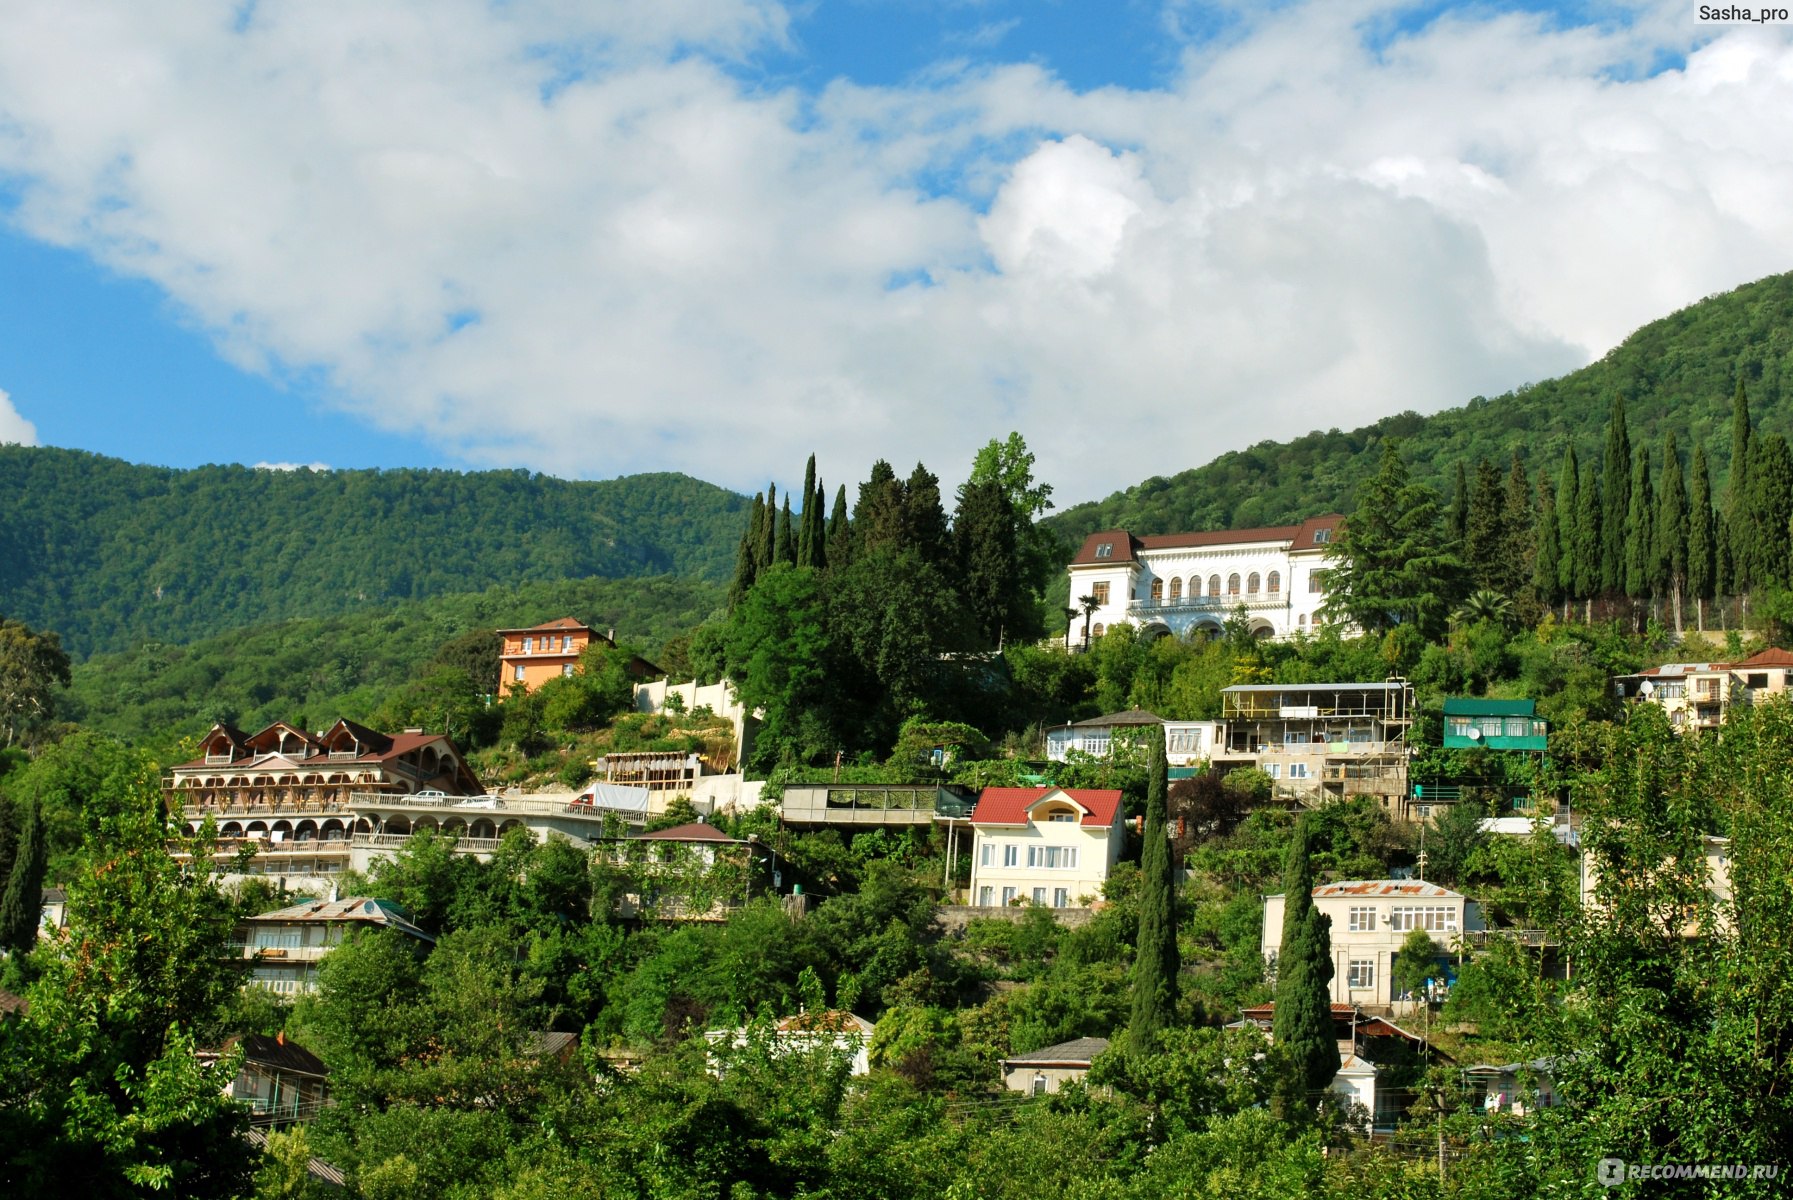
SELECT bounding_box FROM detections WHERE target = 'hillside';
[0,449,746,657]
[1049,270,1793,539]
[64,573,724,743]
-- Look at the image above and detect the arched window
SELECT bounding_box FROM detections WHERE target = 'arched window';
[1150,578,1163,603]
[1247,572,1261,594]
[1228,573,1241,596]
[1267,571,1281,595]
[1169,577,1182,600]
[1208,574,1221,597]
[1299,613,1308,626]
[1092,623,1105,638]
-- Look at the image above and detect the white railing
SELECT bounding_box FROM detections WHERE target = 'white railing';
[1127,594,1285,614]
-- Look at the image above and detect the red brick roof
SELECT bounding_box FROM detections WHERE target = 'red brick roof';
[971,787,1123,829]
[496,616,594,635]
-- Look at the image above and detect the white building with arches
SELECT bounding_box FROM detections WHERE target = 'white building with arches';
[1067,515,1344,645]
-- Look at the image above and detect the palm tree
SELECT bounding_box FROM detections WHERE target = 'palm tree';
[1454,588,1516,628]
[1078,595,1100,649]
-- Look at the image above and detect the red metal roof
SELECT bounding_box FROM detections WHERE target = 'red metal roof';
[496,616,594,635]
[1733,647,1793,669]
[1069,515,1344,567]
[971,787,1123,829]
[635,821,742,843]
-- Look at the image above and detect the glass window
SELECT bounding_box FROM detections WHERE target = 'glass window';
[513,665,525,681]
[980,844,992,866]
[1091,582,1110,605]
[1248,572,1261,594]
[1001,887,1016,905]
[1313,529,1332,544]
[978,886,992,906]
[1309,574,1323,593]
[1228,573,1241,595]
[1208,574,1221,596]
[522,636,533,652]
[1169,577,1182,600]
[1003,844,1018,867]
[1348,960,1374,989]
[1267,571,1281,594]
[1150,579,1163,602]
[1053,888,1069,908]
[1288,763,1309,779]
[1092,624,1104,638]
[1095,543,1113,559]
[1348,906,1377,932]
[1032,887,1047,905]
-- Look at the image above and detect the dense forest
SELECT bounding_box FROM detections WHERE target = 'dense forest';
[1051,270,1793,540]
[0,450,746,657]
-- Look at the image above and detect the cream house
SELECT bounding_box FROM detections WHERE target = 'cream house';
[1262,881,1485,1013]
[969,787,1125,909]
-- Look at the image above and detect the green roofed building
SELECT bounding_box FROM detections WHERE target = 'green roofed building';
[1442,699,1548,752]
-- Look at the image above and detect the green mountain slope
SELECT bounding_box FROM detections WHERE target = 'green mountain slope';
[65,574,723,743]
[0,449,746,656]
[1049,270,1793,539]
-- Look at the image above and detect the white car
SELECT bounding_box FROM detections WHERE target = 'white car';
[410,789,449,805]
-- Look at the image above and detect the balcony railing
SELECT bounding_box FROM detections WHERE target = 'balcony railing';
[1127,594,1285,615]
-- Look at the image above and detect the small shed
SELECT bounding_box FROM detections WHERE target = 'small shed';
[1001,1036,1111,1096]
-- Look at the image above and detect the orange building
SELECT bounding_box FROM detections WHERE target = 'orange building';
[497,617,607,695]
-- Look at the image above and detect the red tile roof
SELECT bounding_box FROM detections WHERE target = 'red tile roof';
[1733,647,1793,669]
[1069,516,1345,567]
[971,787,1124,829]
[635,821,742,843]
[496,616,595,635]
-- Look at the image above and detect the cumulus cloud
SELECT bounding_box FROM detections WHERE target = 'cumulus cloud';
[252,461,332,472]
[0,388,38,445]
[0,1,1789,500]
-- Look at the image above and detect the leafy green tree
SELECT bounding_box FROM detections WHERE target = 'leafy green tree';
[1320,441,1464,639]
[1424,797,1489,888]
[0,618,70,748]
[0,781,253,1196]
[728,492,765,610]
[1270,817,1337,1122]
[1599,395,1633,594]
[1390,927,1442,1005]
[1129,725,1178,1055]
[726,564,836,768]
[853,461,905,555]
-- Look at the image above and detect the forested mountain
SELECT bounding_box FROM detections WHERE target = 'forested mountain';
[0,449,745,657]
[63,573,723,743]
[1050,270,1793,539]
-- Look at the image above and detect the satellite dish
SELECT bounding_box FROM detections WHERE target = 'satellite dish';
[1466,727,1483,741]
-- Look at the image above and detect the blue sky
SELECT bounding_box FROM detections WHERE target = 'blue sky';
[0,2,1787,500]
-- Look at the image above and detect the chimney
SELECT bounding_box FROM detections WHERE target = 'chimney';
[276,1031,285,1046]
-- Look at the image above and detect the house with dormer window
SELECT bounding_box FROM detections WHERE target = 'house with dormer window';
[969,787,1125,909]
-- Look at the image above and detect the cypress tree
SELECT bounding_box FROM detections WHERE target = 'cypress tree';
[1534,475,1561,604]
[807,481,828,570]
[1556,446,1580,600]
[728,493,765,609]
[902,463,953,568]
[1601,396,1632,594]
[1689,444,1715,615]
[775,494,796,566]
[1728,380,1753,526]
[1624,448,1653,600]
[854,461,905,554]
[0,797,45,955]
[827,484,851,568]
[1746,433,1793,588]
[1654,432,1688,623]
[1464,459,1505,593]
[1448,461,1470,544]
[954,479,1020,647]
[1272,817,1337,1122]
[760,482,778,574]
[1716,517,1734,607]
[1503,451,1533,595]
[1129,725,1178,1056]
[798,454,817,567]
[1575,459,1602,601]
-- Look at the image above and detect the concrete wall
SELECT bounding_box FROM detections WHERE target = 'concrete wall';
[934,905,1096,935]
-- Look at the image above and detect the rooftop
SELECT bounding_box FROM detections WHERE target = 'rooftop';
[633,821,743,844]
[971,787,1124,829]
[1069,516,1344,568]
[1001,1036,1111,1066]
[1442,698,1538,717]
[241,897,435,942]
[1065,708,1165,729]
[1306,880,1464,900]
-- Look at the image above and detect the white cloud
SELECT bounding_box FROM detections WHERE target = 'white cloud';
[0,2,1790,502]
[0,388,38,445]
[252,461,332,472]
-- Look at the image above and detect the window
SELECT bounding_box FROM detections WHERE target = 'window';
[980,844,992,867]
[1247,572,1261,594]
[1150,578,1163,602]
[1169,577,1182,600]
[1309,573,1324,593]
[1228,573,1241,595]
[1053,888,1070,908]
[1288,762,1309,779]
[1092,582,1110,605]
[513,665,525,681]
[978,886,992,906]
[1002,887,1017,905]
[1263,763,1281,779]
[522,636,533,652]
[1032,887,1047,905]
[1028,846,1078,868]
[1348,960,1375,990]
[1749,673,1769,688]
[1207,574,1221,596]
[1033,1073,1048,1096]
[1003,844,1019,868]
[1095,542,1114,559]
[1348,906,1377,932]
[1299,613,1307,626]
[1389,905,1458,932]
[1092,624,1105,638]
[1267,571,1281,594]
[562,664,574,677]
[1313,528,1332,544]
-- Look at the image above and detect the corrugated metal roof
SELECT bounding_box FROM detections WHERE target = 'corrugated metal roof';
[1002,1036,1111,1065]
[1442,698,1537,716]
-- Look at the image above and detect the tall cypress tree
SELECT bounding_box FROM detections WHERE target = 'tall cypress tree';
[1464,459,1506,593]
[1654,432,1688,622]
[1601,396,1632,594]
[1556,446,1580,601]
[1448,461,1470,545]
[1624,448,1654,600]
[1575,459,1602,602]
[760,482,779,574]
[1129,725,1178,1056]
[954,479,1020,647]
[854,461,905,554]
[1688,444,1715,615]
[0,796,45,955]
[1745,433,1793,588]
[728,493,765,609]
[1716,517,1734,606]
[775,494,796,566]
[1729,380,1753,523]
[1503,451,1534,595]
[798,454,817,567]
[1272,817,1337,1122]
[827,484,851,568]
[807,481,828,569]
[902,463,953,568]
[1534,476,1561,604]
